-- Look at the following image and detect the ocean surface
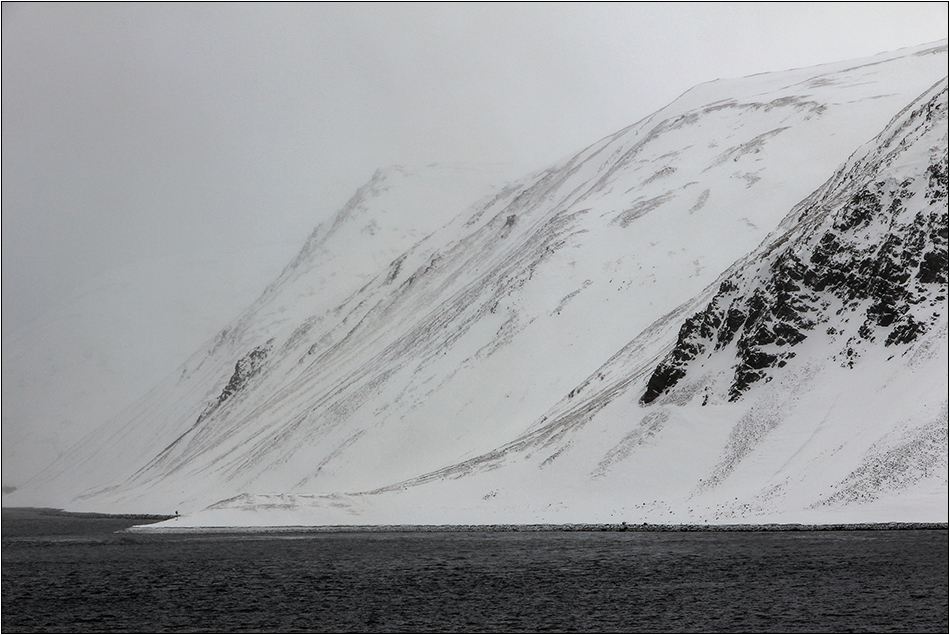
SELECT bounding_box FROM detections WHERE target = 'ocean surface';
[3,508,947,633]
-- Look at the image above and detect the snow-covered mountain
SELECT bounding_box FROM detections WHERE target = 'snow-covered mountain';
[1,242,297,486]
[9,42,948,526]
[1,164,510,488]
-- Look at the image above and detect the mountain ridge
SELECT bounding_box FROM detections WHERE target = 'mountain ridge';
[8,43,947,526]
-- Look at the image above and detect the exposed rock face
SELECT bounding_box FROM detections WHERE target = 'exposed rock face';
[642,80,948,405]
[197,341,273,423]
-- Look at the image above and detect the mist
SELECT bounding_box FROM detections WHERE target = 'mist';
[3,2,947,485]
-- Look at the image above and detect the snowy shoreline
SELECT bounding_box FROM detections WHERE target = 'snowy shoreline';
[123,522,950,534]
[6,507,944,533]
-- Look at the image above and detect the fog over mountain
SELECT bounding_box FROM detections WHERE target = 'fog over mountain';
[7,42,947,527]
[5,4,949,490]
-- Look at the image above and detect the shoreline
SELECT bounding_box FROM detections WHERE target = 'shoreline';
[4,509,945,534]
[124,521,949,534]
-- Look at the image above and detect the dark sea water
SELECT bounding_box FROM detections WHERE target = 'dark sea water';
[3,509,947,633]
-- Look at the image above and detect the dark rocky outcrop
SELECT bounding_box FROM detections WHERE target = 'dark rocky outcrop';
[197,341,274,423]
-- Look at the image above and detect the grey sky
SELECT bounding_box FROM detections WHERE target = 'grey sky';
[3,2,948,337]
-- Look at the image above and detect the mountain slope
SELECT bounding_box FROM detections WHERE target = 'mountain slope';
[10,43,948,523]
[1,240,301,486]
[173,74,948,528]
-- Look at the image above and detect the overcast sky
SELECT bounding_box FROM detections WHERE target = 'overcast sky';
[3,2,948,339]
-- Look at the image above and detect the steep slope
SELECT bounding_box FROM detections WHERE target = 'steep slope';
[1,241,296,486]
[171,74,948,529]
[1,164,509,489]
[641,88,948,406]
[8,164,508,506]
[10,43,948,520]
